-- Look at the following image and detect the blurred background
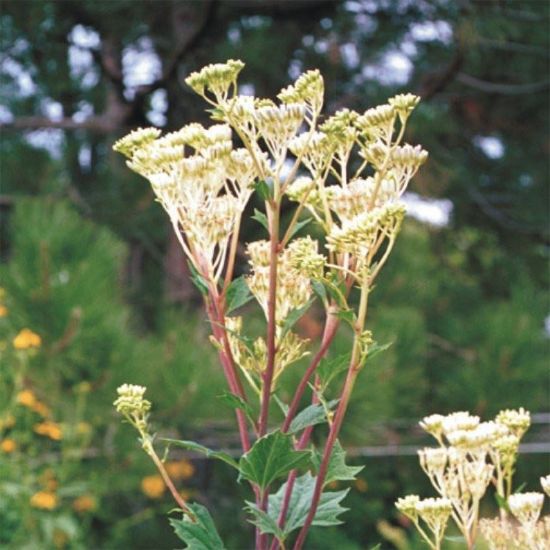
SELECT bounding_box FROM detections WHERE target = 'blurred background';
[0,1,548,548]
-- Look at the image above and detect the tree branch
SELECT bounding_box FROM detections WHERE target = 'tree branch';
[456,73,550,95]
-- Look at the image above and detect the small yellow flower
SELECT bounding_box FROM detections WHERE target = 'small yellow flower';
[0,305,8,317]
[30,490,58,510]
[141,475,166,499]
[31,400,51,418]
[34,421,63,441]
[0,439,17,453]
[165,459,195,480]
[17,389,37,408]
[13,328,42,350]
[72,495,97,513]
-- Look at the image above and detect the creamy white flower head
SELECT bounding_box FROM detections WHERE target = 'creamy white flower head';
[327,203,406,259]
[418,447,448,476]
[113,127,161,158]
[508,492,544,527]
[441,411,480,436]
[255,102,305,156]
[496,408,531,438]
[447,421,508,449]
[185,59,245,101]
[357,104,395,129]
[541,475,550,497]
[420,414,445,439]
[278,69,324,114]
[114,384,151,417]
[388,93,420,120]
[246,238,314,324]
[415,497,453,518]
[395,494,420,521]
[391,143,429,169]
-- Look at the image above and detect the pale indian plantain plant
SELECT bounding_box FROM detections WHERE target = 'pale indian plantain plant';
[113,59,427,549]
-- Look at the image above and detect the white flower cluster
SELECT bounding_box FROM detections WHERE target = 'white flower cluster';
[114,123,259,280]
[409,409,538,548]
[246,238,322,324]
[396,495,452,549]
[113,384,151,434]
[224,316,309,392]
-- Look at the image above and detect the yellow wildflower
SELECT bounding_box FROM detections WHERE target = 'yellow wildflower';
[17,389,37,408]
[13,328,42,350]
[72,495,97,513]
[141,475,166,499]
[30,491,58,510]
[1,439,17,453]
[0,305,7,317]
[165,459,195,480]
[31,400,51,418]
[34,421,63,441]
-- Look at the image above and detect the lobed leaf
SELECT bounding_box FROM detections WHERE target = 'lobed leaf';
[247,472,350,539]
[225,276,254,313]
[238,430,310,489]
[311,440,363,487]
[170,503,225,550]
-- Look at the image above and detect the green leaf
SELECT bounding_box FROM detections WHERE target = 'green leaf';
[218,391,255,425]
[170,504,225,550]
[311,440,363,487]
[273,394,289,416]
[286,217,312,240]
[225,276,253,313]
[494,492,511,512]
[247,472,349,539]
[238,430,310,489]
[288,401,336,434]
[252,208,269,231]
[187,261,209,296]
[244,501,285,542]
[366,341,393,362]
[323,278,348,309]
[335,308,356,326]
[368,545,382,550]
[162,439,239,470]
[317,352,351,388]
[254,179,272,201]
[311,279,327,304]
[280,299,314,339]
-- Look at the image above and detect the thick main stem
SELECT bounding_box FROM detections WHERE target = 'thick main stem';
[258,202,280,436]
[257,201,280,550]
